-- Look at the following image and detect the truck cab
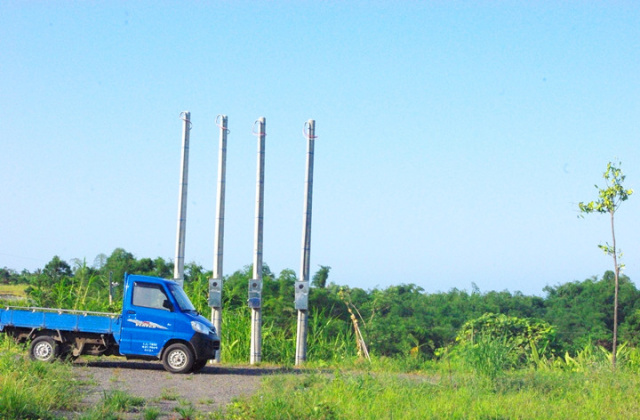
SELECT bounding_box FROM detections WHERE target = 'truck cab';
[118,274,220,373]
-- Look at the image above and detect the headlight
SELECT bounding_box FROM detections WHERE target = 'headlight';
[191,321,209,334]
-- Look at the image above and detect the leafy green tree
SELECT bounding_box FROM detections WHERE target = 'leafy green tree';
[93,253,107,270]
[0,267,20,284]
[184,261,205,283]
[25,256,73,307]
[312,265,331,288]
[579,161,633,367]
[544,275,611,353]
[223,265,252,308]
[102,248,136,282]
[42,255,72,282]
[355,284,432,357]
[262,269,296,328]
[152,257,173,279]
[99,248,137,305]
[309,283,348,320]
[134,257,155,275]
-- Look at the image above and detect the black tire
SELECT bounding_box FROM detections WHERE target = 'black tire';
[30,336,59,362]
[162,343,194,374]
[191,359,208,373]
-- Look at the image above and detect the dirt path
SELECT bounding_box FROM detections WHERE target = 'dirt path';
[67,358,287,418]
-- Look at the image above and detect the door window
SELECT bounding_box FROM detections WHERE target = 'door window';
[132,282,171,311]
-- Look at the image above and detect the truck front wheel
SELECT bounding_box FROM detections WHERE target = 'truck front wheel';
[162,343,194,374]
[30,336,59,363]
[191,359,208,373]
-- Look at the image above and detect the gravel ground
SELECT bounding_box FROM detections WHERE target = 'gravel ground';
[64,358,287,418]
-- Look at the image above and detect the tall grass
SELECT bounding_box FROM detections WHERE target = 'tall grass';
[458,333,518,379]
[220,307,252,363]
[209,305,358,366]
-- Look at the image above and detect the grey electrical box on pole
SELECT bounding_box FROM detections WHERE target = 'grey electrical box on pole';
[210,115,228,363]
[295,119,316,366]
[250,117,266,365]
[174,111,191,288]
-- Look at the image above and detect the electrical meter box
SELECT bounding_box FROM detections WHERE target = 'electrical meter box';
[294,281,309,310]
[208,278,223,308]
[248,279,262,308]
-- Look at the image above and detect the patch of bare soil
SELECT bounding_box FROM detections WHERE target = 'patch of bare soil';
[64,358,288,418]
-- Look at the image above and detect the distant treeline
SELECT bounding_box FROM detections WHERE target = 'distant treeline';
[2,247,640,358]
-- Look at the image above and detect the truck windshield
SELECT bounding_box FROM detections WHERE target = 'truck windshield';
[168,284,197,312]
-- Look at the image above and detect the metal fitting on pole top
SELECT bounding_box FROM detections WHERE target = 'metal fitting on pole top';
[303,120,317,139]
[179,111,192,129]
[253,118,267,137]
[216,114,229,133]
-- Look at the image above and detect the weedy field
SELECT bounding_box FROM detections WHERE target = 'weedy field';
[2,333,640,419]
[4,257,640,418]
[221,368,640,420]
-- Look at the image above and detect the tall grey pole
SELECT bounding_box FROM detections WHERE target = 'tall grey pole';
[295,120,316,365]
[249,117,266,365]
[210,115,228,363]
[174,111,191,288]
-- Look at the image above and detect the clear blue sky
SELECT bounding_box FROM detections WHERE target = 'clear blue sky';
[1,1,639,296]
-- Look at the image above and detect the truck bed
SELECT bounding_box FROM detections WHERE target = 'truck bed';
[0,307,121,335]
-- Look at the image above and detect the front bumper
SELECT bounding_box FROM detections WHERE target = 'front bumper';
[190,331,220,360]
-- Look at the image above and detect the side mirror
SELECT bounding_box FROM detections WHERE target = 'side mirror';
[162,300,174,312]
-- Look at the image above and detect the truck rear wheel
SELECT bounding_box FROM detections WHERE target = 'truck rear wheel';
[30,336,59,363]
[162,343,194,374]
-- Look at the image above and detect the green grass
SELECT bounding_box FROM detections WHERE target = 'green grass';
[0,336,81,419]
[174,401,197,419]
[160,387,181,401]
[142,406,162,420]
[79,390,146,420]
[1,334,150,420]
[214,367,640,420]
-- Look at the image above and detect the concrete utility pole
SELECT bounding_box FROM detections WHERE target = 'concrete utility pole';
[210,115,228,363]
[173,111,191,288]
[295,120,316,365]
[249,117,266,365]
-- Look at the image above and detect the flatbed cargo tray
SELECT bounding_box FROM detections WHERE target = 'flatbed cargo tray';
[0,307,120,334]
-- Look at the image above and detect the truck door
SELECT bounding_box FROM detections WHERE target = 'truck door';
[119,281,176,356]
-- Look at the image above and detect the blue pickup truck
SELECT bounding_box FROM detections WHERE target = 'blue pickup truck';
[0,274,220,373]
